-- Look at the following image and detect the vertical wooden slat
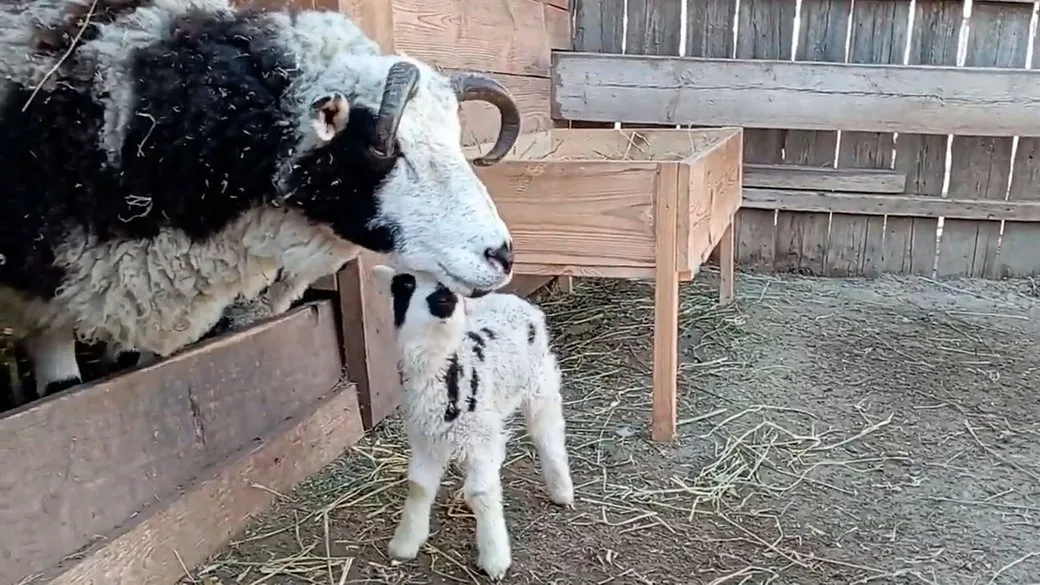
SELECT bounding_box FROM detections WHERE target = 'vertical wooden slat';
[686,0,736,59]
[893,1,961,276]
[570,0,623,130]
[733,0,795,271]
[572,0,624,53]
[1000,18,1040,277]
[773,0,851,275]
[938,3,1031,277]
[623,0,683,130]
[626,0,682,56]
[829,1,910,276]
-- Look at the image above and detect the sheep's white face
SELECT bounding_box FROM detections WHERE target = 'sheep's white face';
[376,59,516,296]
[297,55,517,298]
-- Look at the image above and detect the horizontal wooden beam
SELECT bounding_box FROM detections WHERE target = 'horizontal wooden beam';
[743,164,906,193]
[551,52,1040,136]
[743,189,1040,221]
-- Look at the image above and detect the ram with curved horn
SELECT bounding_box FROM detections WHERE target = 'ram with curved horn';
[0,0,521,398]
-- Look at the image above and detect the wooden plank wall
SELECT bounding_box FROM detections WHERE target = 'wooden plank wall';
[393,0,571,146]
[565,0,1040,279]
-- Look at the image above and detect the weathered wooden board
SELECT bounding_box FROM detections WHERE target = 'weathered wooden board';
[744,189,1040,221]
[569,0,623,132]
[744,164,906,193]
[1000,14,1040,277]
[774,0,850,276]
[939,2,1031,277]
[731,0,793,271]
[621,0,682,130]
[394,0,569,76]
[1,301,344,585]
[892,0,961,276]
[551,53,1040,136]
[831,0,911,276]
[42,384,364,585]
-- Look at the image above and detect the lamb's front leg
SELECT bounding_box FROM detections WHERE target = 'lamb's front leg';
[389,445,448,561]
[464,437,511,581]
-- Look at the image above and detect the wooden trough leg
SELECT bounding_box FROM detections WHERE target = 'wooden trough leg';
[651,165,681,442]
[719,222,736,306]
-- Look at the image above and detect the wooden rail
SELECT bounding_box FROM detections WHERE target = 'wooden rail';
[552,53,1040,136]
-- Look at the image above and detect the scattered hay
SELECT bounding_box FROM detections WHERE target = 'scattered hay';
[192,273,1040,585]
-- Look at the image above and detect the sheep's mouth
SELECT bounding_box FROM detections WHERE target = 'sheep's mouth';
[433,261,505,298]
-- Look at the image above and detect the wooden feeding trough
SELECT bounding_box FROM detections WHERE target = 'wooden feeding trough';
[471,127,744,441]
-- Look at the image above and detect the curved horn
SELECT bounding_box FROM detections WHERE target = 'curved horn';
[450,72,521,166]
[373,61,421,158]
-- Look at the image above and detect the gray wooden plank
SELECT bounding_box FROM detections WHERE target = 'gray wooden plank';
[569,0,624,130]
[732,0,795,271]
[998,11,1040,277]
[572,0,623,53]
[939,2,1031,277]
[743,164,906,192]
[775,0,851,276]
[550,54,1040,136]
[893,0,962,275]
[626,0,682,56]
[831,0,911,276]
[686,0,736,59]
[623,0,682,129]
[744,188,1040,221]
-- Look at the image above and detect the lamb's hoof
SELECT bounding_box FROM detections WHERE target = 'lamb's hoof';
[477,547,511,581]
[388,529,424,561]
[546,473,574,507]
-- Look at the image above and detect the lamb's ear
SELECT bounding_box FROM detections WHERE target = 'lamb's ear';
[370,264,396,288]
[310,92,350,142]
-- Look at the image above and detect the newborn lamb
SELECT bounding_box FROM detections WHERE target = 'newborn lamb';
[371,265,574,580]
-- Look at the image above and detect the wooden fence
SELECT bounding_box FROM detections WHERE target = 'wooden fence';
[563,0,1040,278]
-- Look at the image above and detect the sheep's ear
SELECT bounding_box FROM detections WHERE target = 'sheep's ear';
[310,92,350,142]
[370,264,396,287]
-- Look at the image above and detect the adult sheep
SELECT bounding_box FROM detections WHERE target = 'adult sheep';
[0,0,520,396]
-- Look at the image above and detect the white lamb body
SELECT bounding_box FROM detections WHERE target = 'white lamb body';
[371,265,574,581]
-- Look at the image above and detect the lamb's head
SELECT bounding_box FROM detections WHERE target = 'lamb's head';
[288,53,519,297]
[371,264,468,348]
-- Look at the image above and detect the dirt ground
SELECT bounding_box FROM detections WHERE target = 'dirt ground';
[191,271,1040,585]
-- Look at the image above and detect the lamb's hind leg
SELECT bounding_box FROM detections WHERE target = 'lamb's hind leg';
[523,365,574,507]
[389,445,448,561]
[464,435,512,581]
[25,327,82,396]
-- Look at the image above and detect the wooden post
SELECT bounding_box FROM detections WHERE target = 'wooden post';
[337,252,400,429]
[332,0,400,429]
[650,163,680,442]
[718,223,735,306]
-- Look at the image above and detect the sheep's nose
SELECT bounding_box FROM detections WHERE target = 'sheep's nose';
[484,242,514,273]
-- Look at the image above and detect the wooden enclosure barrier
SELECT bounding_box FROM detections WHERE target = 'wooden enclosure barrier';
[566,0,1040,279]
